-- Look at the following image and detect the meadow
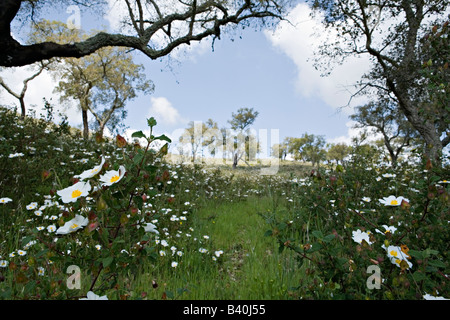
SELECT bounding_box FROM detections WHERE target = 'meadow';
[0,106,448,300]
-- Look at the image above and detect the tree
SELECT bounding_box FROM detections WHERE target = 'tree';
[326,142,351,165]
[1,0,293,67]
[272,142,288,160]
[301,133,326,168]
[0,60,52,118]
[227,107,259,169]
[179,121,210,163]
[85,46,154,139]
[350,99,420,167]
[284,136,307,161]
[38,21,153,139]
[309,0,449,165]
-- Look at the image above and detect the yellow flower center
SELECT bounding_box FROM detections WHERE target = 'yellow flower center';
[395,259,401,265]
[71,190,82,198]
[110,175,120,183]
[390,200,398,205]
[71,224,79,229]
[390,250,398,257]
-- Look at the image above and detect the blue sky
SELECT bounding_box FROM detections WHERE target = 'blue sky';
[2,1,373,154]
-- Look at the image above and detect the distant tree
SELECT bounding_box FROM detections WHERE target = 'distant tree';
[326,142,351,165]
[272,142,288,160]
[227,107,259,169]
[350,100,420,167]
[33,21,153,139]
[179,121,211,163]
[284,133,326,166]
[202,118,220,158]
[284,137,307,161]
[301,133,326,168]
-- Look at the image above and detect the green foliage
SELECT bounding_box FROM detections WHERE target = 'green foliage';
[1,106,448,300]
[265,147,450,299]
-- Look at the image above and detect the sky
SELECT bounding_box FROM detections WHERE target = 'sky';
[1,1,375,156]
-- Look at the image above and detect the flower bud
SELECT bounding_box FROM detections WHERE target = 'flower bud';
[116,134,127,148]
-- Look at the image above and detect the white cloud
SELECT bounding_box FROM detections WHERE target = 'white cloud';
[148,96,187,126]
[0,66,82,126]
[327,121,383,145]
[265,3,371,112]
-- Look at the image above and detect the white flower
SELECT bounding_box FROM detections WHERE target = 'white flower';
[0,197,12,204]
[8,152,24,158]
[0,260,9,268]
[352,229,373,245]
[56,215,89,235]
[171,261,178,268]
[47,225,56,233]
[26,202,38,210]
[142,222,159,234]
[214,250,224,257]
[75,157,105,180]
[99,165,126,187]
[384,245,413,270]
[362,197,371,203]
[160,240,169,247]
[159,250,166,256]
[17,250,26,256]
[79,291,108,300]
[36,226,45,231]
[37,267,45,276]
[382,173,396,178]
[376,225,397,235]
[95,245,102,251]
[56,181,91,204]
[378,195,409,207]
[423,293,449,300]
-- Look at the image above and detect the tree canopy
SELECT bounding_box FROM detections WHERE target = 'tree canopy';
[1,0,293,67]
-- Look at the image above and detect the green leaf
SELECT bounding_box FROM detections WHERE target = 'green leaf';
[147,117,157,128]
[312,230,323,239]
[154,134,171,143]
[264,229,273,237]
[165,290,174,299]
[102,256,114,268]
[133,152,144,166]
[411,271,427,282]
[307,242,322,253]
[428,259,446,268]
[134,195,144,210]
[277,222,287,231]
[131,131,146,139]
[323,234,335,243]
[408,250,424,259]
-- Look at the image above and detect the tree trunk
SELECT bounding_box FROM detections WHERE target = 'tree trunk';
[232,153,238,169]
[19,96,25,118]
[82,108,89,139]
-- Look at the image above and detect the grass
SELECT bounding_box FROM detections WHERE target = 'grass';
[127,196,303,300]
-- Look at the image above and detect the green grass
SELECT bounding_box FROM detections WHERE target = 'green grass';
[131,196,303,300]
